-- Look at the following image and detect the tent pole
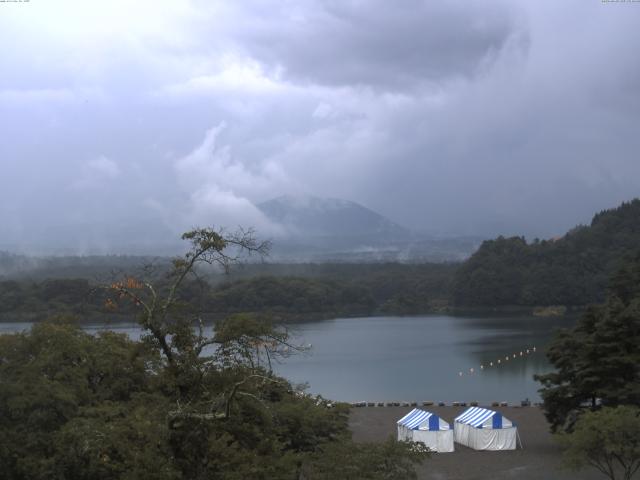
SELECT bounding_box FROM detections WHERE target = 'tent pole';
[516,429,523,449]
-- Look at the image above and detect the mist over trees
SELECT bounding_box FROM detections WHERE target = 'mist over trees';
[0,228,429,479]
[452,200,640,307]
[0,262,457,323]
[2,198,640,326]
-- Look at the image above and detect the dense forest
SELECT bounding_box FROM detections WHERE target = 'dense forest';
[211,263,454,317]
[452,199,640,307]
[0,228,429,479]
[533,254,640,479]
[0,262,456,322]
[536,251,640,431]
[2,199,640,322]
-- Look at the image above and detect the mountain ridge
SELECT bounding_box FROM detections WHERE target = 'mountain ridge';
[452,198,640,306]
[257,194,410,239]
[256,194,480,262]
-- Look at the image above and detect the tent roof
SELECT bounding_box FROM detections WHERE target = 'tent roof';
[454,407,506,428]
[397,408,445,430]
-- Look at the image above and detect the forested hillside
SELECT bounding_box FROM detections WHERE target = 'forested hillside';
[208,263,453,318]
[0,227,429,479]
[0,263,456,322]
[4,199,640,319]
[452,199,640,307]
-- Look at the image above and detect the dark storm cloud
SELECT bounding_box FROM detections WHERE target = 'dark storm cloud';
[1,0,640,252]
[231,0,524,89]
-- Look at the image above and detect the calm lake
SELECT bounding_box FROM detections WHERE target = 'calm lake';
[0,315,575,403]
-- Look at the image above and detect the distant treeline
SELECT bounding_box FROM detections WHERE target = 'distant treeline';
[0,278,114,322]
[452,199,640,307]
[0,252,171,279]
[210,262,454,318]
[0,263,457,322]
[2,199,640,320]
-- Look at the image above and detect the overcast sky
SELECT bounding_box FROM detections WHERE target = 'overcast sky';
[1,0,640,252]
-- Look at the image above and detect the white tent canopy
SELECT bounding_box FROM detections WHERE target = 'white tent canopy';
[453,407,518,451]
[397,408,454,453]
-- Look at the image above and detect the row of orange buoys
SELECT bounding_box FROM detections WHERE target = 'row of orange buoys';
[458,347,537,377]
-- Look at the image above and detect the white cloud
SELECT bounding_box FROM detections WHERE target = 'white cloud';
[173,125,287,235]
[72,156,121,189]
[312,102,333,119]
[157,58,284,97]
[88,156,120,178]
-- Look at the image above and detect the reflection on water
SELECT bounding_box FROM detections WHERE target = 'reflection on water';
[276,315,576,403]
[0,315,576,403]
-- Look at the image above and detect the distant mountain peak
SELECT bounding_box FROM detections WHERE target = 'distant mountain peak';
[257,194,408,238]
[264,194,359,211]
[255,195,480,262]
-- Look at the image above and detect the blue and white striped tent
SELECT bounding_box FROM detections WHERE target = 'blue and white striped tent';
[454,407,518,450]
[397,408,454,452]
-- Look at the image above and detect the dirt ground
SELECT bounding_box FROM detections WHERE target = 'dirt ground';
[349,405,605,480]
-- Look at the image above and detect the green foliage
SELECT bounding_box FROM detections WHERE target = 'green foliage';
[536,254,640,431]
[0,320,166,479]
[54,398,179,480]
[453,199,640,306]
[0,277,146,324]
[0,318,425,479]
[302,437,429,480]
[0,262,457,322]
[208,276,376,319]
[557,406,640,480]
[207,261,456,319]
[0,228,428,479]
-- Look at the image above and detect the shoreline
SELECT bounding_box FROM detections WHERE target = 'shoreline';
[0,304,587,325]
[349,405,602,480]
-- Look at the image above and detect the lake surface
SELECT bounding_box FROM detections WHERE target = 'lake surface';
[0,315,575,403]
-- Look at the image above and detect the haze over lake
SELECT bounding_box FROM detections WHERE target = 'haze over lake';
[1,315,571,403]
[278,315,570,403]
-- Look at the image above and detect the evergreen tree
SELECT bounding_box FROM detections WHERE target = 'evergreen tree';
[453,199,640,307]
[0,228,429,479]
[558,406,640,480]
[536,253,640,431]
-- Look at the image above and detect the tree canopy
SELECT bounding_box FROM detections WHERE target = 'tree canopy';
[0,227,429,479]
[0,262,456,323]
[536,252,640,431]
[558,406,640,480]
[453,199,640,307]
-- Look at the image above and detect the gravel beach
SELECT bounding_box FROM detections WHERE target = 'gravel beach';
[349,405,604,480]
